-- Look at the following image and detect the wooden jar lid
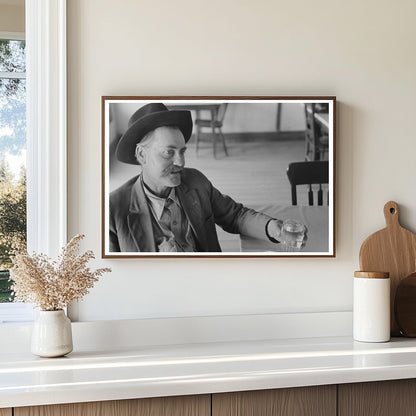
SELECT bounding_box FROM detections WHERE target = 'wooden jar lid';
[354,271,390,279]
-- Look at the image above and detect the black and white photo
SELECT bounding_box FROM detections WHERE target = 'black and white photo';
[102,97,335,257]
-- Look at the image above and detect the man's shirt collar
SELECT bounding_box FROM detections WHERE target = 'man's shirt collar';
[140,177,180,220]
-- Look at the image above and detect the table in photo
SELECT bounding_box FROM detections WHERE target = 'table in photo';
[314,112,329,132]
[240,204,329,253]
[304,104,330,161]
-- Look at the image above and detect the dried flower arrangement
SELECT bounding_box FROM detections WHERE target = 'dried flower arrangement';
[10,234,111,311]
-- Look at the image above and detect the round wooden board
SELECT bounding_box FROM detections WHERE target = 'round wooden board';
[395,272,416,337]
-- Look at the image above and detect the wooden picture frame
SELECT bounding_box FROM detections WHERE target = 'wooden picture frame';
[102,96,336,258]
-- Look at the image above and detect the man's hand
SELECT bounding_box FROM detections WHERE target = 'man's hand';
[266,219,308,250]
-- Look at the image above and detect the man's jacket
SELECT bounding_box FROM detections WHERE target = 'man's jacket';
[109,168,272,252]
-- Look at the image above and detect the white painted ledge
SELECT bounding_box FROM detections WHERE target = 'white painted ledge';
[2,335,416,408]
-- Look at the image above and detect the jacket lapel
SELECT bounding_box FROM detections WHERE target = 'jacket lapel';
[127,179,156,252]
[177,184,208,250]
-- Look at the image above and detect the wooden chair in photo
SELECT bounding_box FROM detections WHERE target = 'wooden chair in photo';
[286,161,329,205]
[195,103,229,158]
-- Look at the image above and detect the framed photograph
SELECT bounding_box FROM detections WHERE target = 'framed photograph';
[102,96,335,258]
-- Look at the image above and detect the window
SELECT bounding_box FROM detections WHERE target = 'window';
[0,36,27,306]
[0,0,67,324]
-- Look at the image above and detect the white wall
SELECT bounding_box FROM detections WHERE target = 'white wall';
[67,0,416,322]
[0,4,24,33]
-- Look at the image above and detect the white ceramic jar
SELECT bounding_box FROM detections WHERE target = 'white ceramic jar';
[353,271,390,343]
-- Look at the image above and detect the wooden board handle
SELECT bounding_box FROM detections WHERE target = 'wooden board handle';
[384,201,400,228]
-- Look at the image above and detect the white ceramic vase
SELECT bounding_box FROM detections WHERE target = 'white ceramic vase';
[31,310,73,357]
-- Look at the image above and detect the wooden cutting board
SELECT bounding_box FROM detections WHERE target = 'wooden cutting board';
[359,201,416,335]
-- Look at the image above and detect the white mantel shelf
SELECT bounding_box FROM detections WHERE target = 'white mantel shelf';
[2,336,416,408]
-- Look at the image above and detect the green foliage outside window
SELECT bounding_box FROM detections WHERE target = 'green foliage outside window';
[0,162,26,302]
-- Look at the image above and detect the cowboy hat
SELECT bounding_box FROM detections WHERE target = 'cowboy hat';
[116,103,193,165]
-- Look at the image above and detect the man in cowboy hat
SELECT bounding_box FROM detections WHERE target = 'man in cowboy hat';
[109,103,306,252]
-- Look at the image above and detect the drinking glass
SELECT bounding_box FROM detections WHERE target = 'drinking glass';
[281,219,306,251]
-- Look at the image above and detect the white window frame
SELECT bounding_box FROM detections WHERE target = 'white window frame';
[0,0,67,323]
